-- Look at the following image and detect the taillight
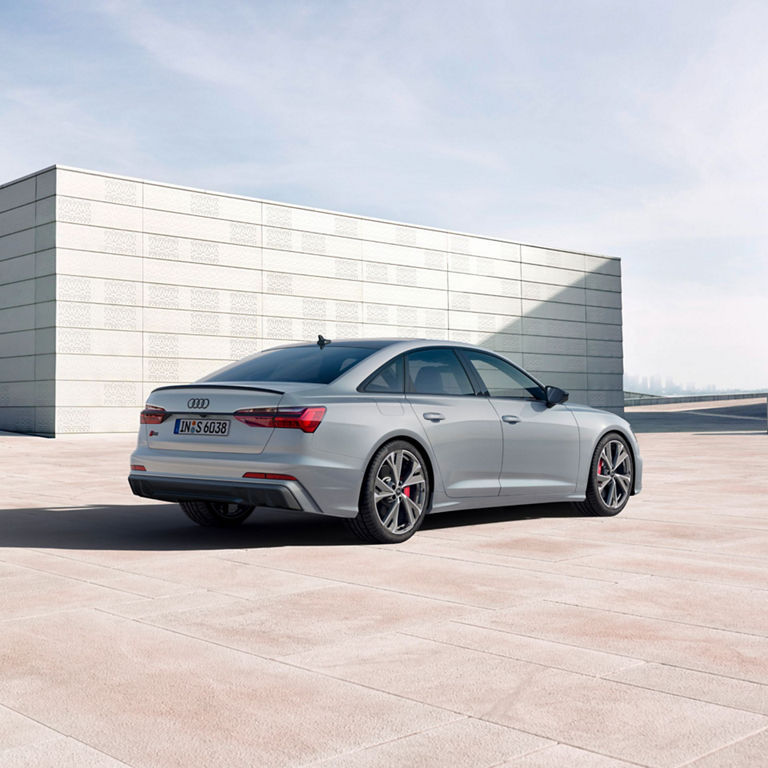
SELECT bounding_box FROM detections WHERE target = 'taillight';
[140,405,169,424]
[131,464,147,471]
[234,406,326,433]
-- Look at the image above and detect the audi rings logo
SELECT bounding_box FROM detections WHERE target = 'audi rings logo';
[187,398,210,409]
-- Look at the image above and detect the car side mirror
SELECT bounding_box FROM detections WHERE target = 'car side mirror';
[545,385,569,408]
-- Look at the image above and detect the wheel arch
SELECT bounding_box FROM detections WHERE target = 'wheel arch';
[591,427,639,494]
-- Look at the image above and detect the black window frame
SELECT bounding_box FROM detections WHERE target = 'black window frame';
[455,348,546,401]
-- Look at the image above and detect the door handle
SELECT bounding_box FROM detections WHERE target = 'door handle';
[423,412,446,422]
[501,414,520,424]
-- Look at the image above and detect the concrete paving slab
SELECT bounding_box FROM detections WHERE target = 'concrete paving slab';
[455,532,616,562]
[610,663,768,716]
[0,610,455,768]
[224,543,617,609]
[0,704,60,754]
[0,548,193,599]
[1,403,767,767]
[549,575,768,636]
[473,601,768,683]
[126,552,336,600]
[0,737,132,767]
[104,583,477,658]
[286,633,767,767]
[501,743,645,767]
[682,727,768,767]
[568,550,768,591]
[0,568,145,621]
[307,718,551,768]
[404,621,642,678]
[391,534,648,583]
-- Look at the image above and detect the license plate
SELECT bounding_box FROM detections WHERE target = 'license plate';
[174,418,231,436]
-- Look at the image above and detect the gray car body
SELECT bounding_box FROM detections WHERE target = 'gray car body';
[129,339,643,518]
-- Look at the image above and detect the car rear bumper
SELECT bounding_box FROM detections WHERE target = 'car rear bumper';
[128,474,324,515]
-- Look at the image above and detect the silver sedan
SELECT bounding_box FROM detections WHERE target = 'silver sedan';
[129,338,642,543]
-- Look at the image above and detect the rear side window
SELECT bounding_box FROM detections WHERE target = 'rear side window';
[362,356,404,393]
[406,348,474,395]
[202,345,376,384]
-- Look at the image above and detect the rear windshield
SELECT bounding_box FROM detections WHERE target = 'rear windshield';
[201,345,377,385]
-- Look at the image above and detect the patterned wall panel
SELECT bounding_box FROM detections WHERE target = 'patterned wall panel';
[1,165,625,433]
[0,169,57,434]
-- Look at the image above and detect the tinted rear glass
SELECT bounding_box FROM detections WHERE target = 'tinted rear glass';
[362,356,404,393]
[201,345,377,384]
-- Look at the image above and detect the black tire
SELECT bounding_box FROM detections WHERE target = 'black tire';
[575,432,634,517]
[345,440,431,544]
[179,500,255,528]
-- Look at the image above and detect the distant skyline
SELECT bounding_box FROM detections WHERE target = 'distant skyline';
[2,1,766,389]
[623,373,765,397]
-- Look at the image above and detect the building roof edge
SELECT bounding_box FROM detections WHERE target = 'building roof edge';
[3,164,621,262]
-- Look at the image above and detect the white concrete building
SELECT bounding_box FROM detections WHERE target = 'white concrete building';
[0,166,623,436]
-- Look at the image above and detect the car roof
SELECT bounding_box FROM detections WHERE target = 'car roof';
[267,338,425,351]
[267,338,492,351]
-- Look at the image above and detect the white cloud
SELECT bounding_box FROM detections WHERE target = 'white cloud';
[2,0,766,389]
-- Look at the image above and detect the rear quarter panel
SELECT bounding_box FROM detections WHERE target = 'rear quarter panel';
[264,392,447,517]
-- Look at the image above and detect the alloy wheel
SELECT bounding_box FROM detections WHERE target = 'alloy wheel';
[596,439,632,509]
[373,449,427,534]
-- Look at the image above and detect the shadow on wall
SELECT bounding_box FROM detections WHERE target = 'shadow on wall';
[294,251,623,411]
[0,500,585,552]
[463,253,622,412]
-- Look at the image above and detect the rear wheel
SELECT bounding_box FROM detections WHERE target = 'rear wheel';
[179,501,255,527]
[575,433,634,517]
[346,440,430,544]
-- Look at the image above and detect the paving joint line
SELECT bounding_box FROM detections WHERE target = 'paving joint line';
[673,724,768,767]
[450,618,768,688]
[216,554,502,610]
[541,597,768,641]
[0,701,135,767]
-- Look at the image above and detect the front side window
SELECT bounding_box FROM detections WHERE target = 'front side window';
[406,348,474,396]
[202,345,376,384]
[462,350,544,400]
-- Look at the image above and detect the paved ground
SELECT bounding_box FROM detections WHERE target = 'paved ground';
[0,401,767,767]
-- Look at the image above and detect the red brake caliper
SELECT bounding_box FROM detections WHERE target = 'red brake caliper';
[598,459,604,475]
[403,486,411,498]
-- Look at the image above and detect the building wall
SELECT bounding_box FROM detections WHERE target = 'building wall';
[0,168,57,435]
[0,166,623,435]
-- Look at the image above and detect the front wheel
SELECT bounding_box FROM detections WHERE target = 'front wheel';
[346,440,430,543]
[575,433,634,517]
[179,500,255,527]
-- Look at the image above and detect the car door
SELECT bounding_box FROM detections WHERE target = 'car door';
[405,347,502,498]
[458,349,580,501]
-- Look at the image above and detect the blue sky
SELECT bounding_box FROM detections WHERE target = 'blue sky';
[2,0,766,389]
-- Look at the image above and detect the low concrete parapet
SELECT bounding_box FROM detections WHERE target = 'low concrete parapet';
[624,392,768,407]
